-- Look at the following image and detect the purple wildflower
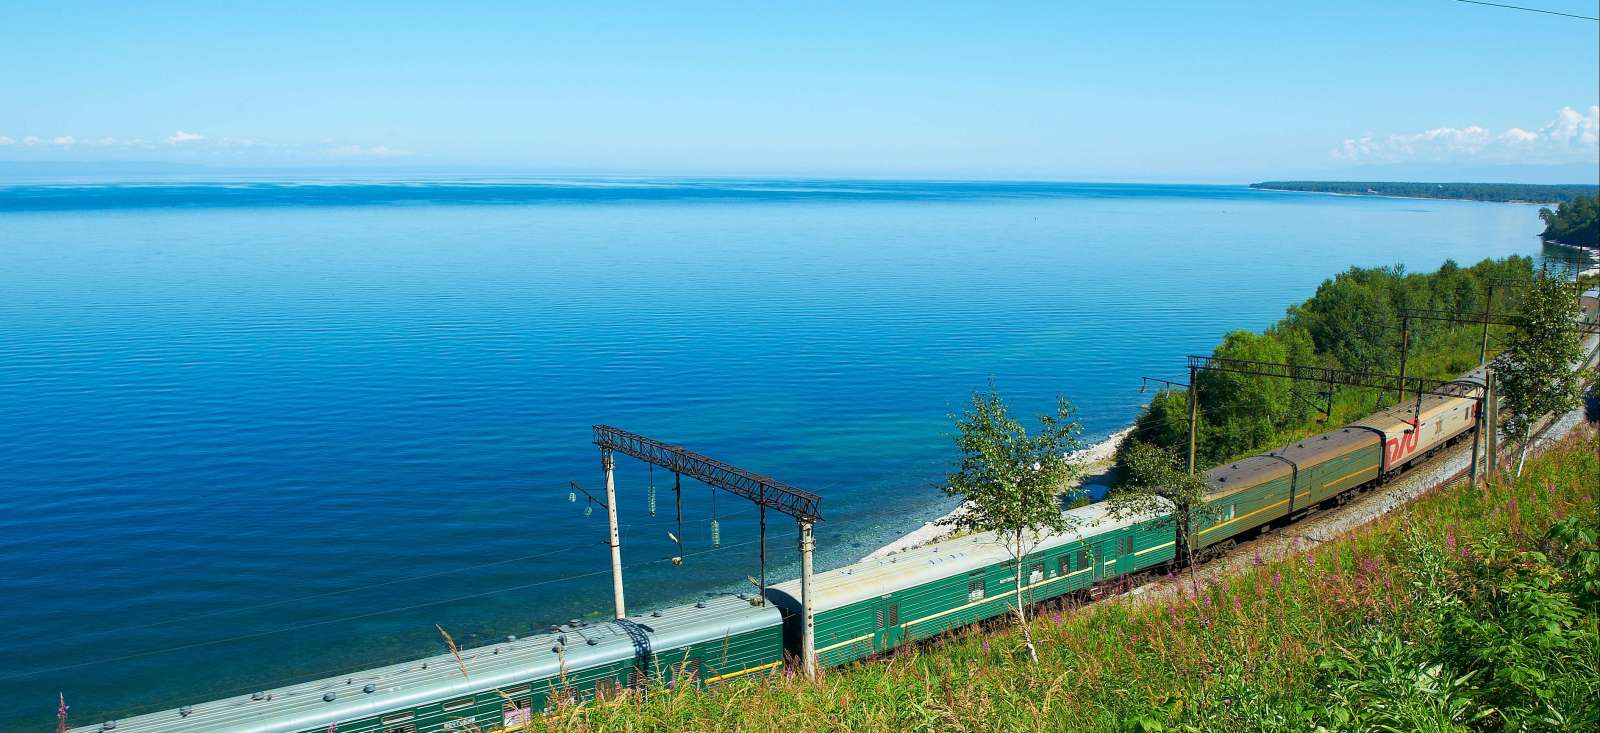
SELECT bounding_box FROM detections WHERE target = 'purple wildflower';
[1271,571,1282,588]
[981,638,990,655]
[1445,533,1456,550]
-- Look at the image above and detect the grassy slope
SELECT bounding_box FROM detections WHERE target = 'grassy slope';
[530,427,1600,732]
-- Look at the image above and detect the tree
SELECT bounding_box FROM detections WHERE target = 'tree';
[1104,441,1215,595]
[1495,274,1585,476]
[941,385,1084,663]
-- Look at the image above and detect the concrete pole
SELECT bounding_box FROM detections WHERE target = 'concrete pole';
[1478,372,1491,473]
[798,518,816,678]
[1397,314,1409,403]
[1470,396,1482,486]
[602,450,626,619]
[1480,285,1493,366]
[1187,365,1199,475]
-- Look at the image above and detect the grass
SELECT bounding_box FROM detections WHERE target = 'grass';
[524,426,1600,732]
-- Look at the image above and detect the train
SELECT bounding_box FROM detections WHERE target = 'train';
[69,290,1600,733]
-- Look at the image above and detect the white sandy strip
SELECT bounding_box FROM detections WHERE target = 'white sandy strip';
[862,426,1135,561]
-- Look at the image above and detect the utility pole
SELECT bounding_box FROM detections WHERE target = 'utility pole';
[600,449,626,619]
[1480,284,1493,366]
[1398,312,1410,402]
[798,519,816,678]
[1486,369,1499,474]
[1470,394,1483,486]
[1186,364,1199,475]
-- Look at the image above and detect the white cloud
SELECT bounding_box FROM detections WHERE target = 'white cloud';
[1334,105,1600,165]
[96,136,118,145]
[52,136,77,146]
[166,130,205,144]
[23,136,42,146]
[0,136,14,145]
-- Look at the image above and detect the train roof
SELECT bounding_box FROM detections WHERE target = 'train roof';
[71,595,778,733]
[765,500,1168,613]
[1204,454,1292,499]
[1273,425,1382,468]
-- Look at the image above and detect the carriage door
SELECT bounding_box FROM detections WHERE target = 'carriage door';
[874,596,902,651]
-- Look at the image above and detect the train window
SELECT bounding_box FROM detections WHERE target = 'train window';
[383,726,414,733]
[1119,536,1135,555]
[382,712,415,725]
[1057,555,1070,575]
[888,604,899,625]
[967,580,985,601]
[875,608,884,628]
[502,699,532,728]
[442,696,474,712]
[1028,563,1044,584]
[595,679,622,701]
[1077,548,1092,568]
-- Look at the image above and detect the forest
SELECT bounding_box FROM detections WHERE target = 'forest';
[1251,181,1598,203]
[1122,255,1539,471]
[1539,195,1600,247]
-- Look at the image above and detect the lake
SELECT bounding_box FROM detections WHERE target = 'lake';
[0,179,1551,728]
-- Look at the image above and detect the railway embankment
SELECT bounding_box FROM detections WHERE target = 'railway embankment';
[534,419,1600,732]
[538,329,1600,731]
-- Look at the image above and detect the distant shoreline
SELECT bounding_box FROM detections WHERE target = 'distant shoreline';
[1251,186,1556,205]
[1249,180,1597,205]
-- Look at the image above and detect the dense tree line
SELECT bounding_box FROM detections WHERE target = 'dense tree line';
[1251,181,1598,204]
[1538,195,1599,247]
[1122,256,1538,472]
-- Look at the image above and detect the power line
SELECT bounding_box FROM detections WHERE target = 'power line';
[1456,0,1599,20]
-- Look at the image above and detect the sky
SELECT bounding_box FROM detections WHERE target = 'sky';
[1,1,1597,182]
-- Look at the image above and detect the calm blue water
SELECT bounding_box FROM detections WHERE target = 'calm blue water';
[0,179,1546,728]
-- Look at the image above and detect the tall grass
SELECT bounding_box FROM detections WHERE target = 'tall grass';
[528,427,1600,732]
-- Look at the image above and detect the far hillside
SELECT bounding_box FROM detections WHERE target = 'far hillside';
[1250,180,1598,204]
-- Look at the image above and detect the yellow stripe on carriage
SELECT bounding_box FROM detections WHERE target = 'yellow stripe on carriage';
[901,566,1094,630]
[704,660,783,683]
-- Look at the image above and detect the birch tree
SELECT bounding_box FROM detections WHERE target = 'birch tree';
[941,385,1083,663]
[1496,274,1585,476]
[1105,440,1215,596]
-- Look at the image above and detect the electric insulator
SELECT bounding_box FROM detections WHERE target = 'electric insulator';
[710,519,721,547]
[584,503,593,517]
[568,491,576,503]
[647,485,657,516]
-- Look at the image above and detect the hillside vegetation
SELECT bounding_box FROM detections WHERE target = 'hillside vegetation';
[1250,181,1598,204]
[1125,256,1535,471]
[528,427,1600,732]
[1539,195,1600,248]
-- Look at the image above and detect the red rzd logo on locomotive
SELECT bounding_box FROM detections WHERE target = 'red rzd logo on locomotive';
[1386,425,1421,465]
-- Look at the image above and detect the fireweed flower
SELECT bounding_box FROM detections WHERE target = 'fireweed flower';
[1271,571,1282,588]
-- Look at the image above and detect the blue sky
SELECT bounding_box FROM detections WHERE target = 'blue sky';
[2,1,1596,181]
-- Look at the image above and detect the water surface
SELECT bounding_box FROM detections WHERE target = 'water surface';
[0,179,1545,728]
